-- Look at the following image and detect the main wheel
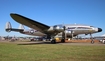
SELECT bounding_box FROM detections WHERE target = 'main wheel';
[102,40,105,44]
[61,39,65,43]
[51,40,56,44]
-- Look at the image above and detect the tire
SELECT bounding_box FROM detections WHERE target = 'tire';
[61,39,65,43]
[51,40,56,44]
[91,41,94,44]
[103,40,105,44]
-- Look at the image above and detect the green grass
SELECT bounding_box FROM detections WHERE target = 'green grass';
[0,42,105,61]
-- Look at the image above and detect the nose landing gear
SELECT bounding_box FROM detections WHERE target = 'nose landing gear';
[90,34,94,44]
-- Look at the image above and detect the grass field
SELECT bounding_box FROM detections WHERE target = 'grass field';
[0,42,105,61]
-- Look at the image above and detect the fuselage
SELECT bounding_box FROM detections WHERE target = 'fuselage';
[20,24,102,37]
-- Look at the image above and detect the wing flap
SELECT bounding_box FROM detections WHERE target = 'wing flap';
[10,13,50,33]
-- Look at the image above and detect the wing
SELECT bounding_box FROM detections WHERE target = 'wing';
[10,13,50,33]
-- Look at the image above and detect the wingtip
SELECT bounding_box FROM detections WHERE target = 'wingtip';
[10,13,20,17]
[10,13,16,16]
[10,13,17,15]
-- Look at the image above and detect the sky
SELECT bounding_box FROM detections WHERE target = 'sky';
[0,0,105,37]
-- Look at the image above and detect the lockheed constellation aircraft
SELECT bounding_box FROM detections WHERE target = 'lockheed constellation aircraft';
[5,13,102,44]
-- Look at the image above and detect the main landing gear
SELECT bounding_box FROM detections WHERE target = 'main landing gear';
[61,26,66,43]
[51,26,66,44]
[51,39,56,44]
[61,39,65,43]
[51,38,65,44]
[51,36,56,44]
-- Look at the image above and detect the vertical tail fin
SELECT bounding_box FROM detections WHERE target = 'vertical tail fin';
[5,22,12,32]
[5,22,24,32]
[18,24,25,30]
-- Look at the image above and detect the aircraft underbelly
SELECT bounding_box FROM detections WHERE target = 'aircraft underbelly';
[33,32,46,36]
[21,31,46,36]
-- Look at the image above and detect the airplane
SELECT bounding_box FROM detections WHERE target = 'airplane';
[5,13,102,44]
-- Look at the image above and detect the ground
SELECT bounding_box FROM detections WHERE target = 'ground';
[0,40,105,61]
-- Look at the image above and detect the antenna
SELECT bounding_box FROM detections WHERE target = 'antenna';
[62,21,64,26]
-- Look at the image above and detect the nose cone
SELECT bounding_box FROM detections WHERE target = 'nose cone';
[98,28,102,32]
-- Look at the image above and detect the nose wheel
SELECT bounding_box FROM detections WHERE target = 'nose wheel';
[91,40,94,44]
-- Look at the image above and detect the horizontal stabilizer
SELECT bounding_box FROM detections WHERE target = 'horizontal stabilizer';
[5,22,24,32]
[6,28,24,32]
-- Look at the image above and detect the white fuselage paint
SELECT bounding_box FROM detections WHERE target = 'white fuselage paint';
[21,24,99,37]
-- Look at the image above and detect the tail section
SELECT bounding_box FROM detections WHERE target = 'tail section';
[5,22,24,32]
[5,22,12,32]
[5,22,46,36]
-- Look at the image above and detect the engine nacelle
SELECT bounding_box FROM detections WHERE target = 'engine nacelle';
[28,28,33,33]
[48,25,65,32]
[53,25,64,32]
[5,22,12,32]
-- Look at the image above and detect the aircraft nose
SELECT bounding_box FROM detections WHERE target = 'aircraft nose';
[98,28,102,32]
